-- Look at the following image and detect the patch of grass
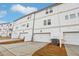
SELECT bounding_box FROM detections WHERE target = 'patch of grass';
[32,43,67,56]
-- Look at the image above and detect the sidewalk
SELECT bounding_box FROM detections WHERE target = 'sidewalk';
[65,44,79,56]
[0,42,48,56]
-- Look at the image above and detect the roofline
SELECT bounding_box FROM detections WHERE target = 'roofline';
[0,23,9,25]
[13,3,62,22]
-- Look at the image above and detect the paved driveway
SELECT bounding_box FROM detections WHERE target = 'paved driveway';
[0,42,48,56]
[65,44,79,56]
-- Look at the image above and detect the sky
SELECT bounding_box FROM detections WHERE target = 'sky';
[0,3,52,24]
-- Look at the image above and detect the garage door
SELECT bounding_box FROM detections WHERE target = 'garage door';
[19,33,25,39]
[34,33,50,42]
[64,32,79,45]
[19,33,31,41]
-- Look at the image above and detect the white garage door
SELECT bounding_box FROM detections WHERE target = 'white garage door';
[64,32,79,45]
[19,33,25,39]
[19,33,31,41]
[34,33,50,42]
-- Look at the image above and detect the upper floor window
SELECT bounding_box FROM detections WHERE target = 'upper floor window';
[46,11,48,14]
[27,23,29,27]
[27,15,31,19]
[49,7,53,13]
[50,10,53,13]
[22,24,25,27]
[65,15,69,20]
[45,8,53,14]
[27,17,29,19]
[44,19,51,26]
[70,14,76,19]
[44,20,47,25]
[10,24,12,26]
[9,29,12,31]
[48,19,51,25]
[77,13,79,17]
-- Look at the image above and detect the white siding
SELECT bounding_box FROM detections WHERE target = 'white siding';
[2,3,79,43]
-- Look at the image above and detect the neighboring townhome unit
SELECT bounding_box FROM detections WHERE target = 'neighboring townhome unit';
[11,13,35,41]
[0,23,13,38]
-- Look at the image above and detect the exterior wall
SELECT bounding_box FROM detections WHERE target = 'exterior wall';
[57,3,79,39]
[12,14,34,41]
[34,3,79,42]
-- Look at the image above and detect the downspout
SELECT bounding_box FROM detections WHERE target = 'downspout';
[11,22,15,39]
[58,13,62,48]
[31,13,35,42]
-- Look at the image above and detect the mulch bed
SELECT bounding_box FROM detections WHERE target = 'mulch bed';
[0,37,11,39]
[0,39,24,44]
[32,43,67,56]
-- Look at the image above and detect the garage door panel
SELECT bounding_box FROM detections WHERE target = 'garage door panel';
[19,33,31,41]
[34,33,50,42]
[19,34,25,39]
[64,32,79,45]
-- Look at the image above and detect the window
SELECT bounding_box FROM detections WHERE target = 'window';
[27,23,29,27]
[49,7,53,13]
[70,14,76,19]
[50,10,53,13]
[65,15,69,20]
[9,29,12,31]
[44,20,46,25]
[48,19,51,25]
[27,17,29,19]
[44,19,51,26]
[16,27,18,29]
[22,24,25,27]
[10,24,12,26]
[46,9,48,14]
[77,13,79,17]
[46,11,48,14]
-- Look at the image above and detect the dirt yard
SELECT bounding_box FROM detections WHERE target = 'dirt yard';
[32,43,67,56]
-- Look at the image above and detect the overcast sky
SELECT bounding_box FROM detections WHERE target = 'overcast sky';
[0,3,52,24]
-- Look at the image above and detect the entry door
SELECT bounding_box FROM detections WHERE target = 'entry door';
[64,32,79,45]
[34,33,50,42]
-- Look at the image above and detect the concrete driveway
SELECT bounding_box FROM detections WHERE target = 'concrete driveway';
[65,44,79,56]
[0,42,48,56]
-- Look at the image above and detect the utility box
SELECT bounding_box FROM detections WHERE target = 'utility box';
[51,38,59,46]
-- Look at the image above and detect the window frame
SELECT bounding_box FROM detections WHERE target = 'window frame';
[44,20,47,26]
[27,23,29,28]
[77,13,79,18]
[48,19,51,25]
[65,15,69,20]
[70,14,76,19]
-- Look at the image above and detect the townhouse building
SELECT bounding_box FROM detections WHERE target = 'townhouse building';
[33,3,79,45]
[0,23,13,38]
[0,3,78,46]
